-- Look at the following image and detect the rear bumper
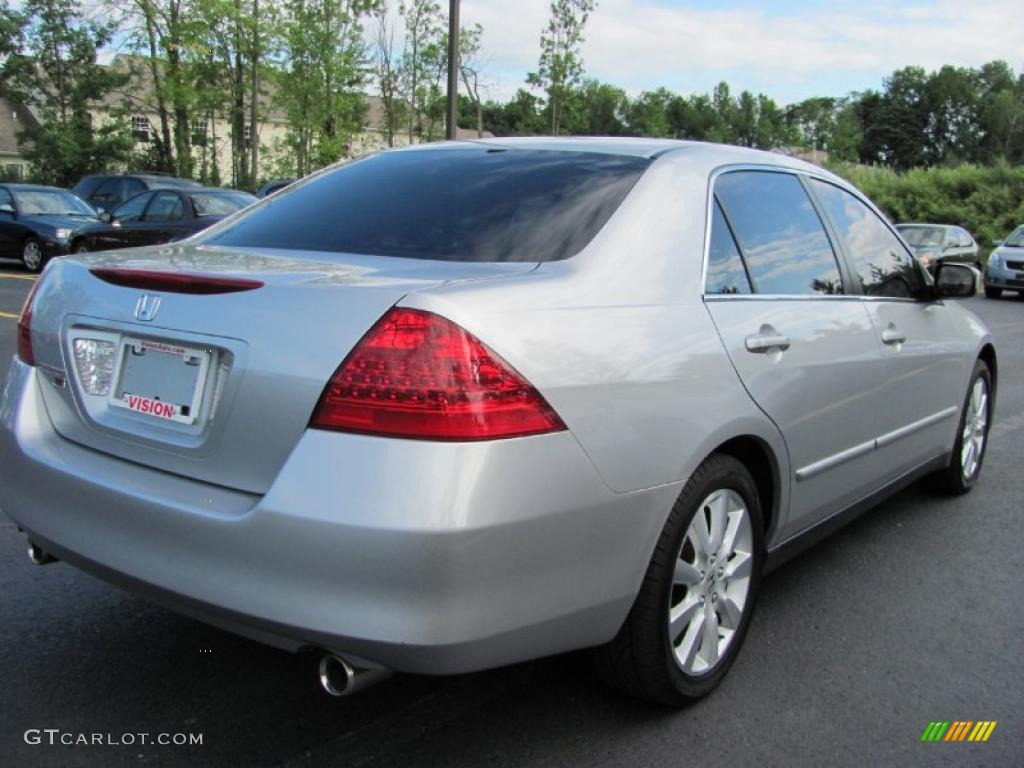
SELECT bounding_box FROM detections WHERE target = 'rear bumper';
[0,359,677,674]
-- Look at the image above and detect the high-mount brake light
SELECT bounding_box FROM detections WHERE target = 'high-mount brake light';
[310,307,566,441]
[89,268,263,294]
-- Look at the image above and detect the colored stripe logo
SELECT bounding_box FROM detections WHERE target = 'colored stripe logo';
[921,721,997,742]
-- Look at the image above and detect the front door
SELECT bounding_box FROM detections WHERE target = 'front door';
[808,179,969,481]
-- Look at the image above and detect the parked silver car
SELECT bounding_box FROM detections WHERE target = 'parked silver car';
[895,223,981,273]
[0,139,997,705]
[984,225,1024,298]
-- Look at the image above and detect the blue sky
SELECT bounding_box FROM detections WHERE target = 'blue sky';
[462,0,1023,105]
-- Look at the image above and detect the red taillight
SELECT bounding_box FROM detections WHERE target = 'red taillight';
[16,277,42,366]
[310,308,566,441]
[89,268,263,294]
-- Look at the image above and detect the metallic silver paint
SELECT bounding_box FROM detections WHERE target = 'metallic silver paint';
[0,139,997,676]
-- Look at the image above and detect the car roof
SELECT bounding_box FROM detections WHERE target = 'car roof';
[0,183,70,192]
[393,136,836,176]
[896,223,957,229]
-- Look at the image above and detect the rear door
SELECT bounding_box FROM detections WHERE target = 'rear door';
[704,169,889,535]
[136,190,186,244]
[808,179,968,480]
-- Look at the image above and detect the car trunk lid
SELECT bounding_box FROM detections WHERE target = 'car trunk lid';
[28,243,536,494]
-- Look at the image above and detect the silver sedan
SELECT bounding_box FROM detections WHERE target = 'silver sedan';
[0,138,996,705]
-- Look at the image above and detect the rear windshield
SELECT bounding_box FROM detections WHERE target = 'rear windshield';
[191,190,256,217]
[896,225,945,247]
[203,148,651,262]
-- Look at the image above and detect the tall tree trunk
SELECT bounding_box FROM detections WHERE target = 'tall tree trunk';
[249,0,260,187]
[142,3,175,173]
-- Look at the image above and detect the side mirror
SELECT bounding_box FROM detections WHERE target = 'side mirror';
[0,203,14,215]
[934,263,977,298]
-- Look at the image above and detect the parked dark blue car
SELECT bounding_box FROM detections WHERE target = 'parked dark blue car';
[0,184,102,272]
[71,187,257,253]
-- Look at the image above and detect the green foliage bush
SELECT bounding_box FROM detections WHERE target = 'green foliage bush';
[831,162,1024,256]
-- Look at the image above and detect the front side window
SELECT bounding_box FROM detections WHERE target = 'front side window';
[714,171,843,295]
[112,192,151,223]
[810,180,924,299]
[705,200,751,295]
[143,192,184,222]
[205,149,651,262]
[0,187,14,209]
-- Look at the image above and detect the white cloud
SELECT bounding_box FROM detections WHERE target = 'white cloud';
[459,0,1024,104]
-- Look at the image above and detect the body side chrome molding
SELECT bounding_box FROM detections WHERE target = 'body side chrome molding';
[795,406,959,482]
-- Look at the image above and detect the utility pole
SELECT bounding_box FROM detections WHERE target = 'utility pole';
[445,0,460,140]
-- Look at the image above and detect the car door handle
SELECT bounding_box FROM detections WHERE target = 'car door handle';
[881,327,906,345]
[745,332,791,353]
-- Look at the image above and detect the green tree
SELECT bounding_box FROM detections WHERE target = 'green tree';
[527,0,595,135]
[273,0,374,176]
[399,0,443,142]
[0,0,133,186]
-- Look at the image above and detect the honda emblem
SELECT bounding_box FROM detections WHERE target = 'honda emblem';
[134,294,162,322]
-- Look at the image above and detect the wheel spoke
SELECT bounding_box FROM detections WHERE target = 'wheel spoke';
[673,559,702,586]
[719,594,743,628]
[719,511,742,558]
[669,595,701,642]
[700,604,720,665]
[675,611,704,669]
[708,492,728,554]
[689,515,712,562]
[723,550,752,581]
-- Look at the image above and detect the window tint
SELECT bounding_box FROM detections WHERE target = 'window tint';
[714,171,842,295]
[144,192,184,222]
[113,192,151,223]
[124,179,146,199]
[0,187,13,208]
[92,178,120,202]
[706,200,751,294]
[810,180,923,299]
[205,149,651,262]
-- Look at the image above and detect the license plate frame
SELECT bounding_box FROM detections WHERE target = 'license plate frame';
[108,337,211,425]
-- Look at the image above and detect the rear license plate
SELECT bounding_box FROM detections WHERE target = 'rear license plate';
[109,338,210,424]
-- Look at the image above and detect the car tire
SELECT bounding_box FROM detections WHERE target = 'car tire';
[72,241,89,254]
[21,237,45,273]
[926,359,992,495]
[984,286,1001,299]
[592,453,764,706]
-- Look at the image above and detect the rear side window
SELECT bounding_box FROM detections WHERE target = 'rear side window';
[144,191,184,222]
[705,200,751,294]
[810,180,924,299]
[205,149,651,262]
[715,171,843,295]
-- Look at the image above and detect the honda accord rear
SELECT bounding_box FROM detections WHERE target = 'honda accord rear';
[0,139,995,705]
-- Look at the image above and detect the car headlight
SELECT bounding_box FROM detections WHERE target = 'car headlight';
[988,253,1002,268]
[53,228,72,240]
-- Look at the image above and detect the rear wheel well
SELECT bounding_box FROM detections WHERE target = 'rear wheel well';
[714,436,777,538]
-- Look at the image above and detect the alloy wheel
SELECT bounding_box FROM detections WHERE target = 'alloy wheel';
[669,488,754,675]
[22,240,42,271]
[960,377,988,481]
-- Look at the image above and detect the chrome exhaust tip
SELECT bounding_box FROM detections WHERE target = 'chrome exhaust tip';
[27,541,57,565]
[318,653,391,696]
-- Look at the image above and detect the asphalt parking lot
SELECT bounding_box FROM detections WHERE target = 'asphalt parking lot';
[0,261,1021,767]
